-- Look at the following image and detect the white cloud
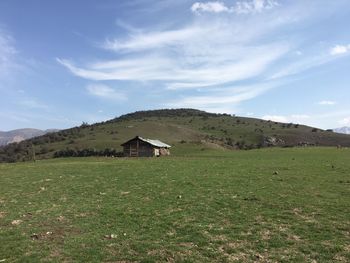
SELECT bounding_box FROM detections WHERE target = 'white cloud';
[330,44,350,55]
[60,2,345,90]
[86,84,127,101]
[339,117,350,126]
[58,0,350,115]
[318,100,337,105]
[191,0,279,14]
[234,0,279,14]
[268,49,342,80]
[166,82,277,110]
[191,1,230,13]
[59,28,290,87]
[259,110,350,129]
[203,106,239,115]
[104,27,200,52]
[262,114,310,124]
[262,115,288,123]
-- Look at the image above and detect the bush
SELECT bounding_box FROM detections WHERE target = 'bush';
[54,148,124,158]
[236,140,246,149]
[80,122,89,128]
[225,138,235,146]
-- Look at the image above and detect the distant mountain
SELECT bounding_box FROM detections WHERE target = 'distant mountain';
[333,127,350,135]
[0,128,59,146]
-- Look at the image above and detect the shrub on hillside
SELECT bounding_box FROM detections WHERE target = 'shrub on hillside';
[53,148,124,158]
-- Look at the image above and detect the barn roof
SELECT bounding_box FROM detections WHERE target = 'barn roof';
[121,136,171,148]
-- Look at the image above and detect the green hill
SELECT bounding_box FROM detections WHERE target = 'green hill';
[1,108,350,162]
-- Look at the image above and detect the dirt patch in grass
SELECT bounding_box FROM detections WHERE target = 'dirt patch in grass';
[0,211,6,218]
[210,234,228,242]
[11,219,23,226]
[260,229,271,240]
[287,233,302,242]
[292,208,319,224]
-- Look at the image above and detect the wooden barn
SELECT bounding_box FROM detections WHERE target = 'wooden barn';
[121,136,171,157]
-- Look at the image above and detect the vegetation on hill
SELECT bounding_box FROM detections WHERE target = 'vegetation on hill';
[1,108,350,163]
[1,148,349,262]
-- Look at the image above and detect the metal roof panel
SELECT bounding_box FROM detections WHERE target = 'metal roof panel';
[138,137,171,148]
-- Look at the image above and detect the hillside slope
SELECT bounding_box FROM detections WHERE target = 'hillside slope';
[1,109,350,162]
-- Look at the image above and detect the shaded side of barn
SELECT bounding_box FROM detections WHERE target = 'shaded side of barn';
[121,136,171,157]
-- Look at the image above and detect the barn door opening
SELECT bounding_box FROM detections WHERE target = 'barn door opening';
[130,144,138,157]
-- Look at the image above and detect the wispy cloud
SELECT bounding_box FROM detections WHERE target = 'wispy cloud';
[59,20,290,87]
[261,111,350,129]
[166,82,277,112]
[191,0,279,14]
[18,99,49,109]
[339,117,350,126]
[235,0,279,14]
[104,27,200,52]
[262,114,310,123]
[0,110,80,130]
[318,100,337,105]
[86,84,127,101]
[58,0,350,116]
[262,115,288,123]
[67,43,287,85]
[268,51,339,80]
[0,28,17,77]
[330,44,350,55]
[191,1,230,13]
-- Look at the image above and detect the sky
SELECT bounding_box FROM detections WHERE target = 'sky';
[0,0,350,131]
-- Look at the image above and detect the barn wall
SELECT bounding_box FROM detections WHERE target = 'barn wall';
[123,146,129,156]
[138,140,154,157]
[122,139,155,157]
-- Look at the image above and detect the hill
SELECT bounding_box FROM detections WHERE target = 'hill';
[1,108,350,162]
[0,128,59,146]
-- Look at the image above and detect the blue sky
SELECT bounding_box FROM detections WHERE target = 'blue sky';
[1,0,350,130]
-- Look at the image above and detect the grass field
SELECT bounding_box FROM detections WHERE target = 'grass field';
[0,147,349,262]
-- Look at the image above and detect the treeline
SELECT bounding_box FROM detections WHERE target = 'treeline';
[31,126,87,145]
[111,108,227,122]
[0,141,34,163]
[54,148,124,158]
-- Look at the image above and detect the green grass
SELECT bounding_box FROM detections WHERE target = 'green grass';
[0,147,349,262]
